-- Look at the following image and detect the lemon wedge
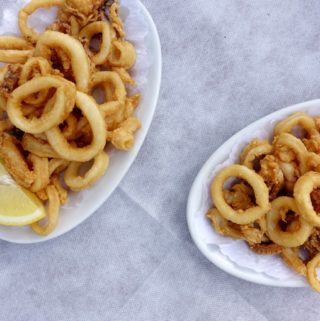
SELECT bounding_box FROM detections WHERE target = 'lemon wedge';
[0,161,45,226]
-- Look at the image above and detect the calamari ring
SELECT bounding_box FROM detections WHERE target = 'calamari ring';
[73,71,128,136]
[108,40,136,69]
[207,208,244,239]
[64,151,109,191]
[28,154,49,193]
[211,164,270,224]
[273,133,308,174]
[266,196,313,247]
[282,247,306,276]
[294,172,320,226]
[31,185,60,236]
[240,140,273,169]
[307,253,320,292]
[90,71,126,116]
[18,0,65,43]
[275,112,319,138]
[22,134,60,158]
[0,36,33,63]
[7,76,76,134]
[19,57,52,105]
[79,21,112,65]
[34,31,90,92]
[46,92,107,162]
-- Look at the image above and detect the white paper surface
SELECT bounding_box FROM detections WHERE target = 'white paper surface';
[196,106,320,280]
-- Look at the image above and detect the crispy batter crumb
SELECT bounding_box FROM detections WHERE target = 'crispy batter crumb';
[259,155,284,200]
[223,183,254,211]
[0,64,22,97]
[250,242,283,255]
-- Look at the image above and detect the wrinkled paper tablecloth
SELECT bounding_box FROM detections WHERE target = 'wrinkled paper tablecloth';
[2,1,320,320]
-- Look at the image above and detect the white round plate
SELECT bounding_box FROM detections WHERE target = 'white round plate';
[0,2,162,244]
[186,100,320,287]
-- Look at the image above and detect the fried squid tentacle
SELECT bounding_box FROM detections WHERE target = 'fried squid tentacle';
[0,132,35,188]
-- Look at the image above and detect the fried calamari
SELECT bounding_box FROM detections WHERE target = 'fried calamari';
[207,112,320,292]
[0,0,140,236]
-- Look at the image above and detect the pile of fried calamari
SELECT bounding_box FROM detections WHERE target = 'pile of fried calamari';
[0,0,141,235]
[208,112,320,292]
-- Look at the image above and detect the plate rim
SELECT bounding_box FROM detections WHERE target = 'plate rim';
[186,99,320,287]
[0,1,162,244]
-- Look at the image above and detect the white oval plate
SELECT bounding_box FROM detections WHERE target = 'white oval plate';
[186,100,320,287]
[0,2,162,244]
